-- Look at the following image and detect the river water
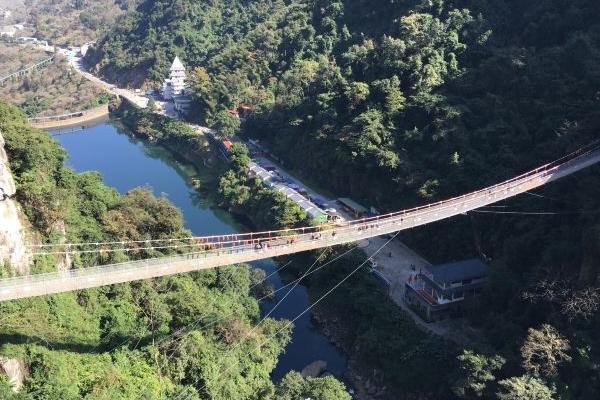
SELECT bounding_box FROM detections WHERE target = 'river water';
[53,120,346,381]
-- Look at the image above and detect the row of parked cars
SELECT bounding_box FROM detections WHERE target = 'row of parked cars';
[255,160,346,223]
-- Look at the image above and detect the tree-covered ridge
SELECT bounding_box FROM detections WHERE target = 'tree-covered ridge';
[0,101,351,399]
[89,0,600,202]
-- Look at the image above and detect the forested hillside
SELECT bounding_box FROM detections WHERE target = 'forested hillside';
[0,101,350,399]
[87,0,600,398]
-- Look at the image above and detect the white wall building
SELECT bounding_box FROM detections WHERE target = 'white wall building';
[162,56,187,100]
[0,26,15,37]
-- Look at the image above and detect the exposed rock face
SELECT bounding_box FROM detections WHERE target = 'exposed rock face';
[0,130,30,274]
[301,360,327,378]
[0,357,27,392]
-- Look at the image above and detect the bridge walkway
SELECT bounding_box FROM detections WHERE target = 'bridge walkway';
[0,143,598,301]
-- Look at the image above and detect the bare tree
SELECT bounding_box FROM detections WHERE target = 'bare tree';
[561,287,600,320]
[523,279,600,321]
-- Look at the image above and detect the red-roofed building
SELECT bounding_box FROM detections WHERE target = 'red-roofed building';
[222,139,233,151]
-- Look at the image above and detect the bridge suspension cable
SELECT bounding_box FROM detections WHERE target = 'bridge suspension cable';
[179,232,399,400]
[472,209,600,216]
[100,246,360,396]
[104,245,359,359]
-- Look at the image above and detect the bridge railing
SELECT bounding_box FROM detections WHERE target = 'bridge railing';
[26,143,600,258]
[29,111,86,123]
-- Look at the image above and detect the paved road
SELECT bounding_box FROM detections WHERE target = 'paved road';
[71,57,149,109]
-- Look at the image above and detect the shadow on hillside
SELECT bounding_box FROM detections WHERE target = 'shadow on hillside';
[0,332,100,354]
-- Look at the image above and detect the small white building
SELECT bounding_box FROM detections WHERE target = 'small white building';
[80,43,90,57]
[0,26,15,37]
[162,56,187,100]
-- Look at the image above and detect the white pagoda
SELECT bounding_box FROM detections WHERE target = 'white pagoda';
[162,56,187,100]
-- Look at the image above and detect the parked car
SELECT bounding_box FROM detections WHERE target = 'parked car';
[313,198,329,209]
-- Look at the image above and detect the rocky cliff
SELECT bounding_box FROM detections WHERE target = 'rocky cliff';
[0,130,30,274]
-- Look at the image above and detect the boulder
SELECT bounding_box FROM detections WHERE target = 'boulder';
[301,360,327,378]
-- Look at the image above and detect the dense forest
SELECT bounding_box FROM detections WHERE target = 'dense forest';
[86,0,600,398]
[0,100,351,399]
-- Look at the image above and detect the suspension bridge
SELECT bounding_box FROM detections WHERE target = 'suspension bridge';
[0,142,599,302]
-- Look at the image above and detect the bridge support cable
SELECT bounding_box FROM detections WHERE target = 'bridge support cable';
[178,232,399,400]
[471,209,600,216]
[107,249,349,397]
[156,247,358,358]
[177,249,330,395]
[105,245,359,379]
[105,260,294,356]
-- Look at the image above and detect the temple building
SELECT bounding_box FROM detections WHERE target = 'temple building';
[162,56,187,100]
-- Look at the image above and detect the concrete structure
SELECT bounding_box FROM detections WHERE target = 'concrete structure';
[28,105,109,130]
[405,259,489,322]
[0,56,54,87]
[80,43,90,57]
[16,36,38,44]
[0,144,598,302]
[173,94,192,115]
[162,56,187,100]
